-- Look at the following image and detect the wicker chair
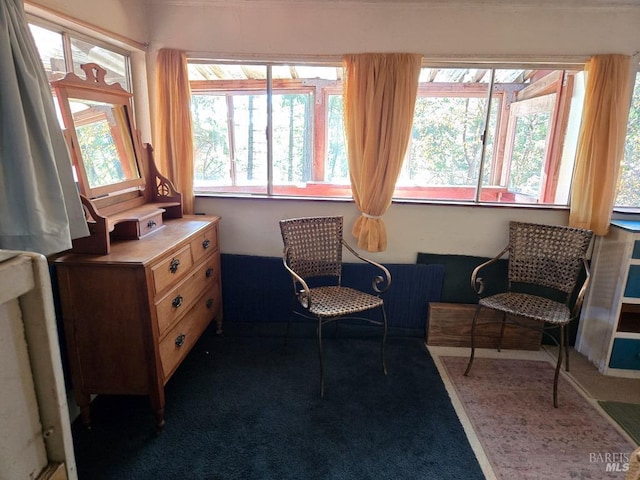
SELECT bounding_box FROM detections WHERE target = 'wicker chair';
[279,216,391,397]
[464,221,594,407]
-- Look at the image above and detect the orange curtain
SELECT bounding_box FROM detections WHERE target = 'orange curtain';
[154,48,194,214]
[343,53,422,252]
[569,54,633,235]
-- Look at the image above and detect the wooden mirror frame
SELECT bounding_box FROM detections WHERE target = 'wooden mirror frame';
[51,63,182,255]
[52,63,145,199]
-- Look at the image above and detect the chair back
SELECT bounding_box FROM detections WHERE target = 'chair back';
[279,216,343,281]
[508,221,593,295]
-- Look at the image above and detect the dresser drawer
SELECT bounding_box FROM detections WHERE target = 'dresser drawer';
[609,338,640,370]
[159,288,220,380]
[156,257,220,337]
[112,211,164,240]
[151,244,193,295]
[190,224,218,264]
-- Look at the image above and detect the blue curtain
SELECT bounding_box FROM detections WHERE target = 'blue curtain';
[0,0,88,255]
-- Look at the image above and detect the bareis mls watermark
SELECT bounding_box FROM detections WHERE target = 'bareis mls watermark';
[589,452,630,472]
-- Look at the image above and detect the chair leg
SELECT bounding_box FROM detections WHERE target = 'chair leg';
[318,318,325,398]
[553,325,564,408]
[381,306,388,376]
[497,312,506,352]
[564,324,570,372]
[464,305,482,376]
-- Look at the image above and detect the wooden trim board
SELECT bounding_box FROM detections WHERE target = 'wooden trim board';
[427,302,542,351]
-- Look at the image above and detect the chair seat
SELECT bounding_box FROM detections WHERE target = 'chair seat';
[479,292,570,325]
[303,286,384,318]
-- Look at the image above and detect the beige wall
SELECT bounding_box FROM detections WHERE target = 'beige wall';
[200,197,570,262]
[145,1,640,57]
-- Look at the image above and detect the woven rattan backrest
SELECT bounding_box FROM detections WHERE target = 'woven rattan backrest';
[280,216,343,281]
[508,221,593,294]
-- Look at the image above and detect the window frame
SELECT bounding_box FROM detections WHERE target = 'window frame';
[27,15,133,92]
[614,61,640,212]
[189,58,586,209]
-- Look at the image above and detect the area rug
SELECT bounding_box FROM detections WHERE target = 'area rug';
[599,401,640,446]
[70,330,485,480]
[439,356,637,479]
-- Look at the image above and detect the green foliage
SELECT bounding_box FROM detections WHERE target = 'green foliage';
[272,93,311,184]
[508,112,550,197]
[191,95,230,183]
[406,97,485,186]
[76,121,123,187]
[617,75,640,207]
[327,95,348,182]
[189,71,640,207]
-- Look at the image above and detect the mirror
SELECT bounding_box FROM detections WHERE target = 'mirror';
[52,63,145,199]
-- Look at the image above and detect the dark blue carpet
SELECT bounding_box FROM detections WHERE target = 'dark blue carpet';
[71,323,485,480]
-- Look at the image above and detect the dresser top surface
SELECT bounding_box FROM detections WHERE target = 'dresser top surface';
[53,216,220,266]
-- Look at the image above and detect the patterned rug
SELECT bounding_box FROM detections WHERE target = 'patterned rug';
[439,356,637,479]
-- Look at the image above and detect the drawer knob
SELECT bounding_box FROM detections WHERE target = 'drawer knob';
[175,333,186,347]
[206,298,214,309]
[147,220,156,229]
[206,267,214,278]
[202,239,211,250]
[172,295,184,308]
[169,258,180,274]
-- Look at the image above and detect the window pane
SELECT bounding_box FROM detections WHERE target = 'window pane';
[190,63,346,196]
[271,65,346,197]
[272,93,313,188]
[190,64,268,194]
[70,38,129,91]
[616,72,640,208]
[478,69,583,205]
[231,93,268,191]
[29,24,65,82]
[395,68,491,201]
[508,110,551,197]
[192,94,231,184]
[326,94,348,184]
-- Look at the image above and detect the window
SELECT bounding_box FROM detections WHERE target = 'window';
[189,61,584,206]
[616,70,640,209]
[28,21,131,91]
[190,63,347,196]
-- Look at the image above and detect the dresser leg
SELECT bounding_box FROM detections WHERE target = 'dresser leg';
[154,409,165,431]
[150,389,165,431]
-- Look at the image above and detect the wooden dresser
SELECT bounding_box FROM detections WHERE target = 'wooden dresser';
[53,216,222,429]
